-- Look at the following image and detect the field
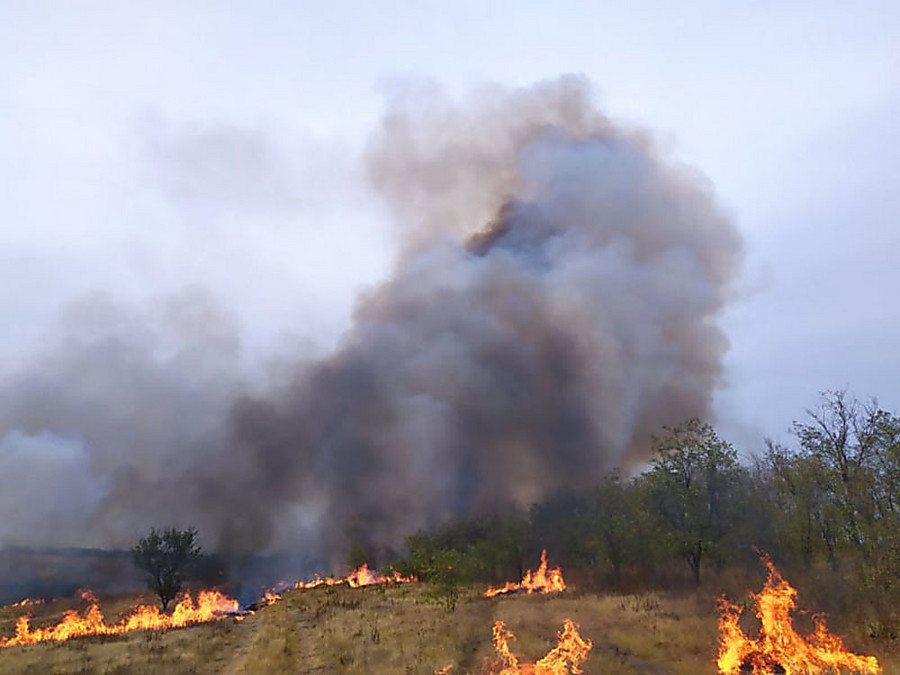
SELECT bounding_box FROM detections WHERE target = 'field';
[1,583,899,674]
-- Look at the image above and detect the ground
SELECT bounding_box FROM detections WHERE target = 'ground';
[1,583,897,674]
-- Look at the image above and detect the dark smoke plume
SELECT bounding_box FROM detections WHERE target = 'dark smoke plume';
[231,76,742,559]
[0,77,741,571]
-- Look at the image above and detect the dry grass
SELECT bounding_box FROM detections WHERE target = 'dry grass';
[2,583,900,674]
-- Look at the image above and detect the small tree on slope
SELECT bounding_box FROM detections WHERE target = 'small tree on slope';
[131,527,202,611]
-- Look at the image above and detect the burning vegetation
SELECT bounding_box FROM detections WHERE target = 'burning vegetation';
[234,563,418,618]
[2,77,897,674]
[292,563,417,592]
[0,589,238,648]
[717,558,880,675]
[490,618,592,674]
[6,598,47,608]
[484,550,566,598]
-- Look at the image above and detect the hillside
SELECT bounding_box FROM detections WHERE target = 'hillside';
[1,582,897,674]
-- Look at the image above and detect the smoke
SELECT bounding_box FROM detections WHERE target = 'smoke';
[0,77,741,569]
[231,76,742,558]
[0,287,247,549]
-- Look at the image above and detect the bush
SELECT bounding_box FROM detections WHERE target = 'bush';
[422,549,466,612]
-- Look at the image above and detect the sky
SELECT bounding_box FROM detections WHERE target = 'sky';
[2,1,899,454]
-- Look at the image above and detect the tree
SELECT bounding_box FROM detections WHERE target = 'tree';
[787,392,900,595]
[769,391,900,635]
[346,541,369,571]
[791,390,894,557]
[766,439,842,568]
[422,548,466,612]
[131,527,202,611]
[591,471,657,586]
[645,418,742,585]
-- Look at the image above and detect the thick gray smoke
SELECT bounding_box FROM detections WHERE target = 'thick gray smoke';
[230,76,742,558]
[0,288,246,549]
[0,77,742,569]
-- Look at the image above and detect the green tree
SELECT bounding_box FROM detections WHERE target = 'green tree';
[529,493,593,569]
[771,391,900,634]
[422,548,467,612]
[591,471,658,586]
[766,440,842,568]
[645,418,741,585]
[792,393,900,594]
[347,541,369,570]
[131,527,202,611]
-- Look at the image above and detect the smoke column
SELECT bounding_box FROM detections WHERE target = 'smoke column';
[231,76,743,558]
[0,77,742,567]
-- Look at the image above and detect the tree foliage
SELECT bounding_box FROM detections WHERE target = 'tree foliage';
[391,392,900,632]
[131,527,202,611]
[644,418,743,584]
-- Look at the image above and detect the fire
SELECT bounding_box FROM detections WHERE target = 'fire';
[347,563,381,587]
[6,598,47,608]
[490,619,592,674]
[260,591,282,606]
[293,575,343,591]
[484,550,566,598]
[0,589,238,648]
[294,564,416,591]
[231,563,417,617]
[717,558,880,674]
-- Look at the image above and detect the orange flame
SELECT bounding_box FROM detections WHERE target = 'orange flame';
[230,563,418,619]
[491,619,592,674]
[484,550,566,598]
[347,563,381,588]
[293,575,343,591]
[717,558,880,674]
[6,598,47,608]
[294,564,417,591]
[0,589,238,648]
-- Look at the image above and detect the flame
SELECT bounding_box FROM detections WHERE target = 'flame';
[491,619,592,674]
[260,591,282,606]
[0,589,238,648]
[228,563,418,618]
[293,575,343,591]
[6,598,46,608]
[484,550,566,598]
[294,564,416,591]
[347,563,381,588]
[717,558,880,674]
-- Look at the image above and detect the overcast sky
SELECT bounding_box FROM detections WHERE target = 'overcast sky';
[2,1,898,452]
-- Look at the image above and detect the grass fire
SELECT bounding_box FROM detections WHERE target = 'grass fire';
[2,541,896,673]
[488,618,592,674]
[0,590,238,647]
[0,18,896,673]
[484,550,566,598]
[717,558,881,675]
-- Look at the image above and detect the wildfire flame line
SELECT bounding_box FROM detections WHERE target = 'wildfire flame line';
[717,557,880,674]
[5,598,47,608]
[0,589,239,648]
[293,563,416,591]
[231,563,418,619]
[491,619,592,674]
[484,550,566,598]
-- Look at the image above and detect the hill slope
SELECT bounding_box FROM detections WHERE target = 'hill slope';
[0,583,893,674]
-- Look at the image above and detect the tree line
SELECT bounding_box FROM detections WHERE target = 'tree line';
[392,390,900,635]
[129,389,899,634]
